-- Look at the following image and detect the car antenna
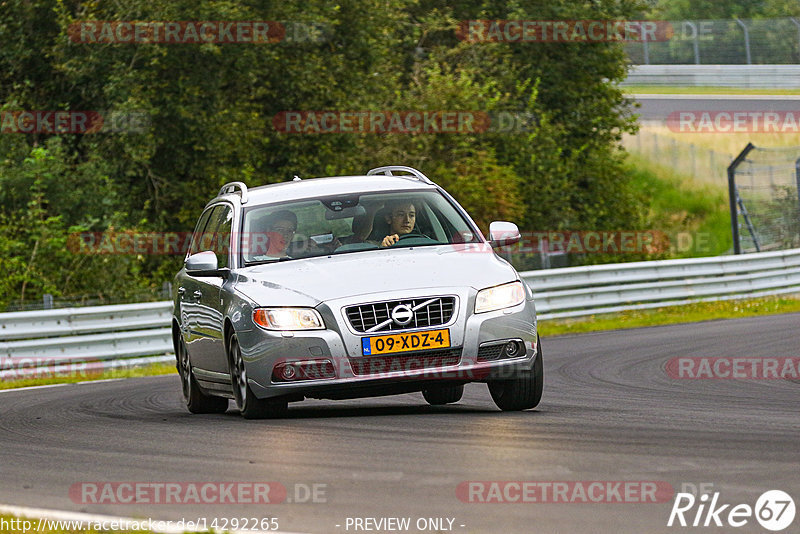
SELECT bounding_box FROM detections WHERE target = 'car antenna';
[292,175,301,181]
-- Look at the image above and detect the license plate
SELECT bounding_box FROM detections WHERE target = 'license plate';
[361,329,450,356]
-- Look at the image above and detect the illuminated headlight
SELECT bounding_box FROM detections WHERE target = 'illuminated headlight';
[253,308,324,330]
[474,281,526,313]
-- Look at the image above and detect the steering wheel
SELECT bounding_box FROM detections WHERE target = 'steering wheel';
[391,232,437,246]
[397,232,425,241]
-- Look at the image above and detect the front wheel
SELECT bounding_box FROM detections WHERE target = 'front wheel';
[228,334,288,419]
[488,336,544,411]
[177,337,228,414]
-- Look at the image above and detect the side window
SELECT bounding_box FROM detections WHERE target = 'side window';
[188,208,214,257]
[201,204,233,269]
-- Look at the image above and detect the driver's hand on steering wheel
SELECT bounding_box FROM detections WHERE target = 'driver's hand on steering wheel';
[381,234,400,247]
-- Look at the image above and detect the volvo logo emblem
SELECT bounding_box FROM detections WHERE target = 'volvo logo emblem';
[391,304,414,326]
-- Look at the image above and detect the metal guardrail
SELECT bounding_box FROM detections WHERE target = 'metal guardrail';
[623,65,800,88]
[0,302,174,377]
[1,248,799,374]
[0,301,172,341]
[523,248,800,319]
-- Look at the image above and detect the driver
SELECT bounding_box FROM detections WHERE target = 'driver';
[380,201,417,247]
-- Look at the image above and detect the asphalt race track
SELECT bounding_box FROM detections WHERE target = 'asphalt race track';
[1,313,798,533]
[632,94,800,122]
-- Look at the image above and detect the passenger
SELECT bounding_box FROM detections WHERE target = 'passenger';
[261,210,297,257]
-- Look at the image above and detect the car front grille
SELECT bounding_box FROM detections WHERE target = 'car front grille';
[349,348,462,376]
[345,296,456,333]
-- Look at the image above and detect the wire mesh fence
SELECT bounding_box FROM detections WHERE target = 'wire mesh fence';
[729,145,800,253]
[2,283,173,312]
[625,18,800,65]
[623,129,735,186]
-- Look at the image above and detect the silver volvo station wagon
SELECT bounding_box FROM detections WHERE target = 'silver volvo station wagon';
[172,166,543,418]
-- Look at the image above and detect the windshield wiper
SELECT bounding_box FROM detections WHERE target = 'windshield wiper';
[244,257,295,266]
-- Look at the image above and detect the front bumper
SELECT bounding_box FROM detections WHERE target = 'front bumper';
[235,286,538,400]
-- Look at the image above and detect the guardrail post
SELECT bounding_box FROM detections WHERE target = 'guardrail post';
[735,18,752,65]
[641,21,650,65]
[539,238,550,269]
[710,150,716,177]
[684,21,701,64]
[728,143,755,254]
[795,157,800,241]
[791,19,800,63]
[671,138,677,170]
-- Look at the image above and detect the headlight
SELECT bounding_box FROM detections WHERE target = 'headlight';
[475,281,526,313]
[253,308,325,330]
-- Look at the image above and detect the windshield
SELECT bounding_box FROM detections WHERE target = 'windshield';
[240,190,481,264]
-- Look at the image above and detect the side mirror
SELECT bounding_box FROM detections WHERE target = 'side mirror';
[185,251,228,277]
[488,221,521,248]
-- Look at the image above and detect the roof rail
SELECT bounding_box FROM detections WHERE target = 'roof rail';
[218,181,249,204]
[366,166,434,185]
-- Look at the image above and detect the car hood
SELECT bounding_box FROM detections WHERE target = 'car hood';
[232,245,517,306]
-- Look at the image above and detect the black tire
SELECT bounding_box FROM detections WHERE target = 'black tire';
[177,337,228,414]
[228,334,288,419]
[422,384,464,405]
[488,336,544,411]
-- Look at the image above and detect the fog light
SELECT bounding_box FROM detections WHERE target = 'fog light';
[272,359,336,382]
[504,341,521,357]
[281,365,297,380]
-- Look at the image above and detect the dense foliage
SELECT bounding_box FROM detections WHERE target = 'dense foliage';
[0,0,652,309]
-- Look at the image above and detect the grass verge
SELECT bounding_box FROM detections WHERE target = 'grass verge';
[0,361,176,391]
[539,294,800,337]
[632,124,800,158]
[624,85,800,95]
[626,154,732,257]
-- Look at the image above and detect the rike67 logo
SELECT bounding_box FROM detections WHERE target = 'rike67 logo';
[668,489,795,531]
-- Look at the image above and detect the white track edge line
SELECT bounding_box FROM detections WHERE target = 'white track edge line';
[0,383,70,394]
[630,93,800,100]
